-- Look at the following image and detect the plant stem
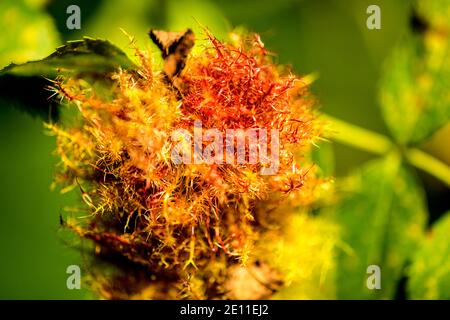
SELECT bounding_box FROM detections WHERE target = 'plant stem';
[323,114,450,187]
[406,149,450,187]
[322,115,393,155]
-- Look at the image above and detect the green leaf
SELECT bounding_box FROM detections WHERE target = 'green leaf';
[0,0,60,68]
[0,38,136,120]
[407,211,450,299]
[332,154,427,299]
[379,0,450,145]
[1,38,135,78]
[379,32,450,145]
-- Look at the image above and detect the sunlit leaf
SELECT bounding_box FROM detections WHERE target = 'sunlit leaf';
[0,0,60,68]
[379,2,450,145]
[331,155,427,299]
[407,211,450,299]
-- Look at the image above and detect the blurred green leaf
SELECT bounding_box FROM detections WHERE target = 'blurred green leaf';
[416,0,450,29]
[379,2,450,145]
[0,0,60,68]
[332,154,427,299]
[0,38,135,120]
[407,211,450,299]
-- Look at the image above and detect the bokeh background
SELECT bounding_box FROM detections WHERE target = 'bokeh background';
[0,0,448,299]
